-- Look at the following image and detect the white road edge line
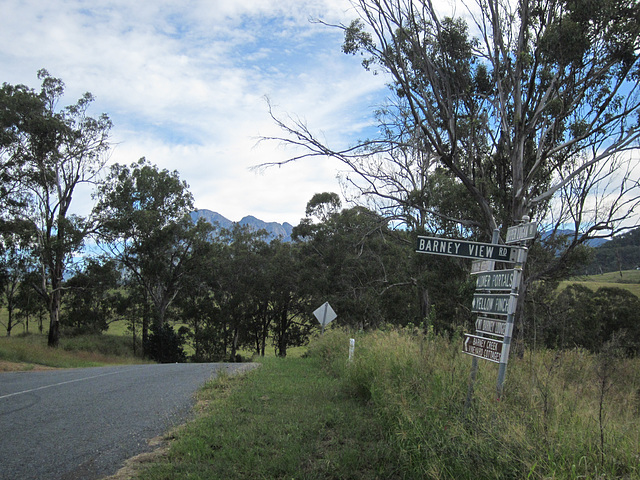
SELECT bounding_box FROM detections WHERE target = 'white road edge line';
[0,370,124,400]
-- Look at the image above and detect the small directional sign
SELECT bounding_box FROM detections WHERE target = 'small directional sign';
[471,293,514,316]
[475,317,507,337]
[471,260,493,274]
[505,222,537,244]
[463,334,503,363]
[416,236,518,263]
[474,269,517,291]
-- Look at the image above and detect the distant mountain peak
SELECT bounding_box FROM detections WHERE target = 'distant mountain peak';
[191,209,293,242]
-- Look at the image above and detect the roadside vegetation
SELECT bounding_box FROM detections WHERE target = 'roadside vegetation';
[0,332,147,370]
[128,328,640,479]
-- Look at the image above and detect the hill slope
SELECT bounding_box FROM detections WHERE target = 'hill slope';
[582,227,640,274]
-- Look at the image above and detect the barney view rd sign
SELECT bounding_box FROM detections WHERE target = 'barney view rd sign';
[416,236,519,263]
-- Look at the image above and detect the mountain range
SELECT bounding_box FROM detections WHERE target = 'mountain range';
[191,209,294,242]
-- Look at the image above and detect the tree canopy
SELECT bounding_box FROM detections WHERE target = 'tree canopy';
[262,0,640,250]
[0,70,112,346]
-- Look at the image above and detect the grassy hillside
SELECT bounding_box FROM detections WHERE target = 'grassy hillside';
[0,333,147,371]
[560,269,640,297]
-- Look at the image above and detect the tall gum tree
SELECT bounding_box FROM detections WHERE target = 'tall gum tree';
[263,0,640,248]
[0,70,112,347]
[93,158,211,357]
[261,0,640,330]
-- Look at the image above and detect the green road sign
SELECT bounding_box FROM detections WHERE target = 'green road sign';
[416,236,519,263]
[474,269,517,291]
[471,293,516,315]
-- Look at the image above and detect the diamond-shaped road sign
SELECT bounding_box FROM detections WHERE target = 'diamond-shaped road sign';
[313,302,337,328]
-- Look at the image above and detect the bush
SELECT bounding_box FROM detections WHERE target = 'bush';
[144,322,187,363]
[548,285,640,353]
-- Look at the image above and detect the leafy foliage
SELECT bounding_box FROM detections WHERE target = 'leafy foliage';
[144,322,187,363]
[545,284,640,353]
[60,259,123,335]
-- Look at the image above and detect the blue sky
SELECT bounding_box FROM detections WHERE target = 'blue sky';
[0,0,389,225]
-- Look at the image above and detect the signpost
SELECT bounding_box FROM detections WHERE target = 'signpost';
[313,302,336,334]
[415,218,536,399]
[505,222,537,244]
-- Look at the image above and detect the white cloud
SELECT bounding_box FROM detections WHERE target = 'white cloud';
[0,0,388,224]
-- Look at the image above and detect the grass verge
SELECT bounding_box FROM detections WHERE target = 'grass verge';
[134,355,400,480]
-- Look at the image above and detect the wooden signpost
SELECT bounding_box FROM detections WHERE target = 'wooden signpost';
[416,218,536,398]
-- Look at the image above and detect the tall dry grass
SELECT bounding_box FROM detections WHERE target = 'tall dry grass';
[309,328,640,479]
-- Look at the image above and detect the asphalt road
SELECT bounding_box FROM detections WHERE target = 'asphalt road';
[0,362,257,480]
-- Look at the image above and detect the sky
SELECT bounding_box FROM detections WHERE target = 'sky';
[0,0,390,225]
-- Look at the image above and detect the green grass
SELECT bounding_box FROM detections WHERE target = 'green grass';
[136,354,400,480]
[575,269,640,284]
[130,329,640,479]
[106,319,132,336]
[560,269,640,297]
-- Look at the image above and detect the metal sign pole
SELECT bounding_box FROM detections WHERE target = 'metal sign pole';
[496,239,528,398]
[465,228,500,412]
[321,304,327,335]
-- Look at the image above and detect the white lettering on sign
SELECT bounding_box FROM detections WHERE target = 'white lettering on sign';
[463,334,503,362]
[506,223,537,244]
[472,294,513,315]
[419,238,461,255]
[473,296,494,311]
[476,270,515,290]
[417,236,519,263]
[495,297,509,312]
[475,317,507,336]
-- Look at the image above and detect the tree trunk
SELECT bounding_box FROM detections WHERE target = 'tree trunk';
[230,327,239,361]
[277,309,288,357]
[6,306,13,337]
[142,301,150,357]
[47,286,62,347]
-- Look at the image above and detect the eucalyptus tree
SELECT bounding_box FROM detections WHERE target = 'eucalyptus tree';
[93,158,213,358]
[0,70,112,346]
[60,258,123,335]
[293,200,415,330]
[262,239,313,357]
[262,0,640,340]
[0,228,36,336]
[263,0,640,258]
[212,224,271,360]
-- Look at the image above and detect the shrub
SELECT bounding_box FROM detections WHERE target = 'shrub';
[144,322,187,363]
